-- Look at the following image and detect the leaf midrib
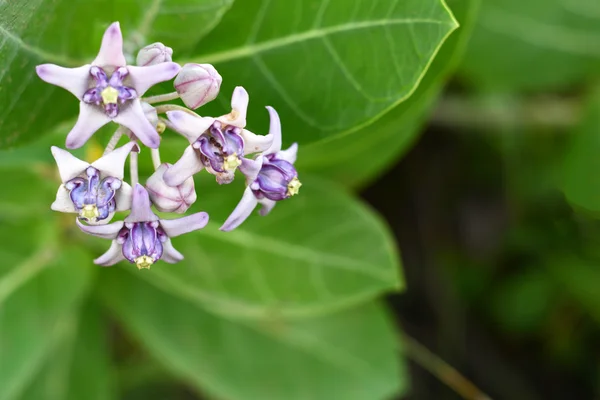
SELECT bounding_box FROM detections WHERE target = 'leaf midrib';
[194,17,457,64]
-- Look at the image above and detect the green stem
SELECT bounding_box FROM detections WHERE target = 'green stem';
[143,91,180,104]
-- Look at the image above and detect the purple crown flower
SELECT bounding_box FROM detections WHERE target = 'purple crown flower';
[77,184,209,269]
[221,107,300,231]
[163,87,274,186]
[36,22,180,149]
[51,142,139,224]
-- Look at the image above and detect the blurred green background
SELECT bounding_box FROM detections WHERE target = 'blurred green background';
[1,0,600,399]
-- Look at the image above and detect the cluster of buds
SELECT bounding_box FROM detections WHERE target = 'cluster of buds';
[36,22,301,269]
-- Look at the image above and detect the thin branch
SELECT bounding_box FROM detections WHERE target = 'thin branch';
[143,91,180,104]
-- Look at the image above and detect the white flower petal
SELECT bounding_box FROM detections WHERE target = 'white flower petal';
[94,240,126,266]
[263,106,282,155]
[219,86,249,128]
[163,145,204,187]
[241,129,273,154]
[161,239,185,263]
[258,198,277,216]
[127,62,181,96]
[115,181,133,212]
[92,22,126,68]
[50,146,90,182]
[125,184,159,223]
[160,212,209,238]
[76,219,124,239]
[91,142,139,180]
[114,100,160,149]
[65,103,111,149]
[277,143,298,164]
[239,156,263,182]
[220,186,258,231]
[50,185,76,213]
[35,64,91,99]
[166,111,214,143]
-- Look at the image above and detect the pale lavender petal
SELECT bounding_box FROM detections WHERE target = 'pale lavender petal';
[76,219,124,239]
[163,145,204,187]
[241,129,274,154]
[50,185,77,213]
[239,156,263,182]
[66,103,111,149]
[125,184,159,223]
[127,62,181,96]
[51,146,90,182]
[114,100,160,148]
[160,212,209,238]
[263,106,282,155]
[277,143,298,164]
[114,181,133,212]
[166,111,214,143]
[161,239,184,263]
[94,240,126,266]
[35,64,91,99]
[220,187,258,231]
[92,22,126,68]
[218,86,249,128]
[91,142,139,180]
[258,198,277,216]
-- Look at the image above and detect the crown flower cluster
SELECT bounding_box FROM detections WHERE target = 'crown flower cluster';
[37,22,301,269]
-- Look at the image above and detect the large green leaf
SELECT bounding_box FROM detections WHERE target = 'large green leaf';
[0,241,94,400]
[101,271,407,400]
[0,0,233,148]
[297,0,480,188]
[562,86,600,214]
[123,174,402,318]
[16,302,116,400]
[193,0,458,146]
[459,0,600,91]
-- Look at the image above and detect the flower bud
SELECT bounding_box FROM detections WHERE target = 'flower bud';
[142,102,159,128]
[146,163,196,213]
[136,42,173,66]
[174,63,222,109]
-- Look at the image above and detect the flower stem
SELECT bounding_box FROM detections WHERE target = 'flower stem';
[103,127,126,155]
[130,147,139,187]
[151,148,162,170]
[401,333,492,400]
[155,104,197,116]
[143,91,180,104]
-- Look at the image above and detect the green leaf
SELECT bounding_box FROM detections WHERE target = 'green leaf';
[297,0,480,188]
[0,0,233,148]
[16,301,116,400]
[459,0,600,91]
[130,174,402,319]
[0,239,94,400]
[193,0,458,146]
[101,271,408,400]
[562,86,600,214]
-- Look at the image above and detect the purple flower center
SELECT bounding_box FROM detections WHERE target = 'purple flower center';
[192,121,244,184]
[252,154,301,201]
[65,166,122,222]
[82,66,137,118]
[118,221,167,269]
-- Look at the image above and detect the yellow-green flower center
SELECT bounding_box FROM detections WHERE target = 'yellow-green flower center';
[135,255,154,270]
[101,86,119,105]
[287,177,302,197]
[223,153,242,171]
[80,204,100,221]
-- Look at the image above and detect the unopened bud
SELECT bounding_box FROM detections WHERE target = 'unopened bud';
[146,164,196,213]
[136,42,173,66]
[174,63,222,109]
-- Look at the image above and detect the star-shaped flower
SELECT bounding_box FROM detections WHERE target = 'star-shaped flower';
[220,107,300,231]
[36,22,180,149]
[163,86,274,186]
[51,142,139,224]
[77,184,209,268]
